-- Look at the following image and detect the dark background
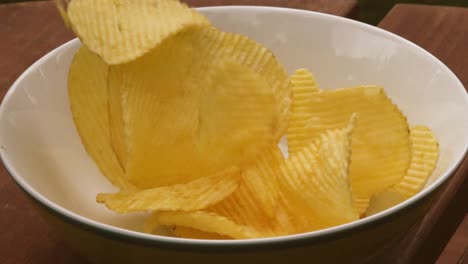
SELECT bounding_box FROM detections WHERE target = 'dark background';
[1,0,468,25]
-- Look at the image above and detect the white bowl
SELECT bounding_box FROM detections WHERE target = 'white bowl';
[1,6,467,263]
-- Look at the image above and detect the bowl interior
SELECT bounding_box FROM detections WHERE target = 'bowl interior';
[1,7,468,239]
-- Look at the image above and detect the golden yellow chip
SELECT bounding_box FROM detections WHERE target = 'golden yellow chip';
[108,77,127,170]
[287,68,320,155]
[353,196,370,216]
[68,46,133,190]
[240,146,285,217]
[273,192,312,235]
[109,26,287,188]
[287,70,411,206]
[96,167,241,213]
[173,226,230,240]
[208,147,290,237]
[278,116,359,230]
[208,175,279,237]
[391,126,439,197]
[66,0,209,64]
[365,190,406,216]
[215,32,291,139]
[154,211,259,239]
[366,126,439,215]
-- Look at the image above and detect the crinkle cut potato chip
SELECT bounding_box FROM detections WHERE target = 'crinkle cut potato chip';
[96,167,241,213]
[153,211,259,239]
[366,126,439,215]
[391,126,439,197]
[173,226,230,240]
[60,0,439,241]
[147,118,358,238]
[108,78,128,170]
[208,147,292,237]
[287,69,411,208]
[287,68,320,154]
[68,46,134,190]
[109,26,288,188]
[66,0,210,64]
[214,32,291,140]
[239,146,285,218]
[278,116,359,230]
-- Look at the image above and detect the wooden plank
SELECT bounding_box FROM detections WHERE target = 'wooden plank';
[0,1,74,99]
[0,1,357,263]
[0,1,81,264]
[436,215,468,264]
[375,4,468,264]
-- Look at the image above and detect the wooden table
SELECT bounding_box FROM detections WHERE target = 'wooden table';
[0,1,466,263]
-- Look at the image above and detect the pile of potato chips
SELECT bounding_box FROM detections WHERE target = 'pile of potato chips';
[59,0,439,239]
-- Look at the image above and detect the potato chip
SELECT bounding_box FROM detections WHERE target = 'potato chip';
[353,196,370,216]
[274,192,312,235]
[96,167,240,213]
[144,218,229,239]
[390,126,439,197]
[173,226,230,240]
[240,146,285,217]
[287,68,320,155]
[208,148,289,237]
[108,77,127,170]
[68,46,133,190]
[66,0,210,64]
[278,116,359,230]
[214,32,291,139]
[109,26,285,188]
[154,211,259,239]
[366,126,439,215]
[288,69,411,207]
[365,190,406,216]
[142,216,175,236]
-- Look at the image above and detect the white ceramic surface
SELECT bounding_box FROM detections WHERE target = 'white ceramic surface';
[1,6,468,246]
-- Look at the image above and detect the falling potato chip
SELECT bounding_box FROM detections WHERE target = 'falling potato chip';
[96,167,241,213]
[173,226,230,240]
[287,68,320,154]
[68,46,133,190]
[366,126,439,215]
[287,69,411,207]
[278,116,359,230]
[66,0,210,64]
[109,26,286,188]
[154,211,259,239]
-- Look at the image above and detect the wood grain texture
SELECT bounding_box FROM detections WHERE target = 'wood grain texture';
[375,4,468,264]
[437,215,468,264]
[0,1,81,263]
[0,1,357,263]
[183,0,358,17]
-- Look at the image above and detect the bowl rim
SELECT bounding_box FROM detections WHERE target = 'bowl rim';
[1,5,467,250]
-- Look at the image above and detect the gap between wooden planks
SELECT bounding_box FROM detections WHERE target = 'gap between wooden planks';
[375,4,468,264]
